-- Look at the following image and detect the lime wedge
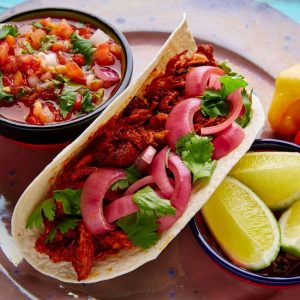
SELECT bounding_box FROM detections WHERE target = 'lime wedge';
[229,152,300,210]
[202,176,280,270]
[279,198,300,257]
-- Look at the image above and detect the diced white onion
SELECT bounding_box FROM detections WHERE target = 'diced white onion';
[86,74,95,85]
[37,52,58,67]
[27,75,40,87]
[90,29,109,47]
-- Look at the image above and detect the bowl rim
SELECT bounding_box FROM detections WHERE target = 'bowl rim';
[0,7,133,131]
[190,138,300,286]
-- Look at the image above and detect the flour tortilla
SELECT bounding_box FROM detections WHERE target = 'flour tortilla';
[11,16,265,283]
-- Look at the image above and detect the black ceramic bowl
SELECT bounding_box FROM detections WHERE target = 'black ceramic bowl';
[0,8,133,145]
[190,139,300,287]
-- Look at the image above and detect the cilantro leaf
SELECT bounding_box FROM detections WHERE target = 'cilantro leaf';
[218,60,239,77]
[111,165,141,191]
[45,218,78,244]
[200,75,248,118]
[133,186,176,217]
[20,40,34,54]
[93,88,104,103]
[176,133,216,183]
[117,186,175,249]
[26,198,56,229]
[117,213,159,249]
[71,33,95,64]
[81,89,95,113]
[40,35,57,51]
[236,89,253,128]
[219,75,248,98]
[32,22,43,29]
[0,25,18,39]
[0,88,13,103]
[201,89,229,117]
[59,90,76,117]
[53,188,82,215]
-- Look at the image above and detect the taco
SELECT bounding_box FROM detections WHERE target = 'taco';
[12,16,265,283]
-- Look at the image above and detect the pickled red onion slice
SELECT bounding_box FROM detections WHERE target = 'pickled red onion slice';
[207,73,221,90]
[166,98,201,150]
[151,147,174,198]
[93,65,120,82]
[212,122,245,160]
[185,66,225,97]
[201,89,244,135]
[81,168,125,235]
[104,195,138,224]
[158,152,192,232]
[134,145,157,172]
[124,175,155,196]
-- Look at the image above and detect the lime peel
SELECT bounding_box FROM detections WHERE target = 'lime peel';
[202,176,280,270]
[279,199,300,257]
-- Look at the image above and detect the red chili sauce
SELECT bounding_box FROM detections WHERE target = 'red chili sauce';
[0,18,123,124]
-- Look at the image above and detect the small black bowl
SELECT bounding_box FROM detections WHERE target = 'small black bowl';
[0,8,133,145]
[190,139,300,287]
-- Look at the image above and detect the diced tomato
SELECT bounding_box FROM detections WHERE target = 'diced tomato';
[40,71,52,82]
[295,131,300,145]
[0,42,9,65]
[72,54,85,66]
[5,35,16,53]
[0,55,17,74]
[51,42,66,52]
[56,52,67,65]
[56,61,85,84]
[39,17,54,29]
[17,54,41,74]
[13,70,26,86]
[93,42,115,66]
[50,19,74,39]
[2,75,12,86]
[26,113,42,125]
[27,29,46,50]
[73,93,82,111]
[109,42,122,60]
[78,27,92,39]
[32,100,55,124]
[89,79,105,91]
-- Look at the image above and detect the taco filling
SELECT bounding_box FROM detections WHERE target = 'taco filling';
[25,44,253,281]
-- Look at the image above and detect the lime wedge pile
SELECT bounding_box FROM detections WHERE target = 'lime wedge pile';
[202,151,300,270]
[202,177,280,270]
[229,152,300,210]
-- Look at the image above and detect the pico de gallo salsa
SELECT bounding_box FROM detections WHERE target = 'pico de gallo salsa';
[0,18,123,124]
[26,44,253,281]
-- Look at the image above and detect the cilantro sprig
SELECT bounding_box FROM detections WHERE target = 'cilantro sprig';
[45,218,78,244]
[111,165,141,191]
[116,186,176,249]
[176,133,216,183]
[0,72,13,103]
[59,85,96,117]
[201,75,248,118]
[26,188,82,243]
[39,35,57,51]
[236,89,253,128]
[71,33,95,64]
[0,25,18,39]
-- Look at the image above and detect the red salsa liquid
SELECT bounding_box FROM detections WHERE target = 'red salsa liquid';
[0,18,123,124]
